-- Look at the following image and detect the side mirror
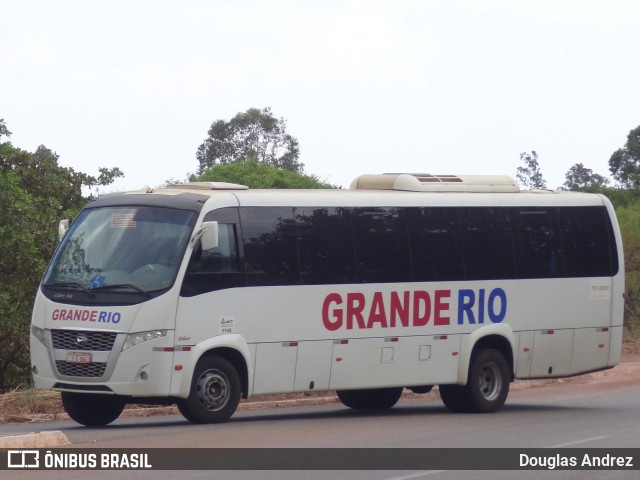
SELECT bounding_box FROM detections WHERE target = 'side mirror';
[58,219,70,243]
[191,221,219,250]
[200,221,219,250]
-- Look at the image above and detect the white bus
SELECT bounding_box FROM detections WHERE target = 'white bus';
[30,173,624,426]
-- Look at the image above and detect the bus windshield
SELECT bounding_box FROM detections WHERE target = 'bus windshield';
[43,206,196,300]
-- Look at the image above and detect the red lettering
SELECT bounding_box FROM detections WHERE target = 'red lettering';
[321,288,489,331]
[346,293,366,329]
[367,292,388,328]
[413,290,431,326]
[51,309,101,322]
[390,291,409,327]
[434,290,451,325]
[322,293,343,331]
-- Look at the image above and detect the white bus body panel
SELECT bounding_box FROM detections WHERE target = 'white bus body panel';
[174,273,620,395]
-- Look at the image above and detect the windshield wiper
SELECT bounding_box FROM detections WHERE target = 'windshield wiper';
[44,282,92,294]
[90,284,151,297]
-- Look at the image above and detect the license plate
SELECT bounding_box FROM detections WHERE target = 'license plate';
[66,351,92,363]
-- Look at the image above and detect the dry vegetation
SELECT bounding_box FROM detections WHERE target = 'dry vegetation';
[0,388,64,423]
[623,336,640,354]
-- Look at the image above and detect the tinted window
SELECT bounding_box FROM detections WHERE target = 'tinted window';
[459,207,515,280]
[407,207,463,281]
[181,208,243,296]
[351,208,411,283]
[192,224,240,274]
[559,206,616,277]
[512,208,563,278]
[182,203,618,294]
[295,207,356,284]
[241,207,298,286]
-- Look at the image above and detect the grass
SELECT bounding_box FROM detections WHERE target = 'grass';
[623,336,640,353]
[0,386,64,423]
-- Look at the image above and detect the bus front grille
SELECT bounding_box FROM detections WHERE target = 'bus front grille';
[55,361,107,378]
[51,330,117,351]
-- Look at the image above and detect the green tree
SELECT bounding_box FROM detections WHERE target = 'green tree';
[192,158,336,189]
[0,171,43,388]
[0,119,123,389]
[516,151,547,189]
[609,125,640,188]
[196,107,302,174]
[563,163,609,191]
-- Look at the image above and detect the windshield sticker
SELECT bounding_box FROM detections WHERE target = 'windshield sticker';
[110,212,137,228]
[89,275,106,289]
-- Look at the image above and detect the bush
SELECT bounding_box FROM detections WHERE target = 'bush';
[614,201,640,337]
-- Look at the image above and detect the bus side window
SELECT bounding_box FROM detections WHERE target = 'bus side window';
[296,207,356,285]
[512,208,563,278]
[241,207,298,287]
[407,207,463,282]
[181,223,242,296]
[191,224,239,274]
[459,207,515,280]
[559,206,615,277]
[351,207,411,283]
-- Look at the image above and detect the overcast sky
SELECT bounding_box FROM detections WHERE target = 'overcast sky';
[2,0,639,191]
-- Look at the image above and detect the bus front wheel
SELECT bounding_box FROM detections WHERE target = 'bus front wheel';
[177,355,241,424]
[61,392,125,426]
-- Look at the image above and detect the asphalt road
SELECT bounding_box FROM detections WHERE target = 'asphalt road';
[3,372,640,479]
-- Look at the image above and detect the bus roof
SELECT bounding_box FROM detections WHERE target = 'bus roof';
[103,174,608,210]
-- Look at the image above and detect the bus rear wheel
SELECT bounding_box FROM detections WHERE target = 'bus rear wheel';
[467,348,510,413]
[177,356,241,424]
[61,392,125,426]
[439,348,510,413]
[337,387,403,410]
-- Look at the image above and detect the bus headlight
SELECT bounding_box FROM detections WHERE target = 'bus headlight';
[123,330,167,351]
[31,326,47,346]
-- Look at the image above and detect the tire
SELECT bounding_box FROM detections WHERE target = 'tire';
[439,348,510,413]
[336,387,403,410]
[336,389,359,408]
[408,385,433,394]
[439,384,471,413]
[466,348,510,413]
[177,356,241,424]
[61,392,125,426]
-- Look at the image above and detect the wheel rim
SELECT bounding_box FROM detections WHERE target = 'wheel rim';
[196,369,230,411]
[477,361,502,401]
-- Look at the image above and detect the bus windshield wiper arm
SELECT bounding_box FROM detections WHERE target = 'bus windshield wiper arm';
[90,284,151,296]
[44,282,92,294]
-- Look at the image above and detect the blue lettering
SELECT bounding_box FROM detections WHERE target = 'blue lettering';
[97,311,122,324]
[458,289,476,324]
[488,288,507,323]
[458,288,507,325]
